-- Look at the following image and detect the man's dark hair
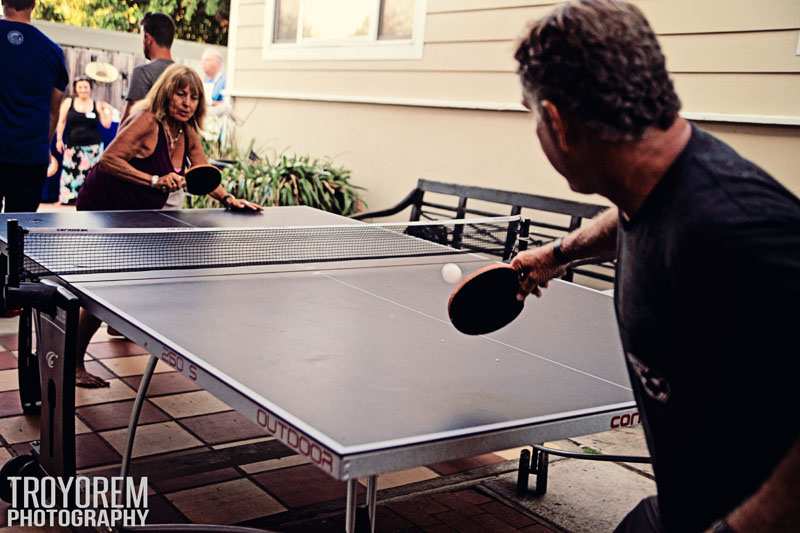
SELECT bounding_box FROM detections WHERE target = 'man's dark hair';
[2,0,35,10]
[142,12,176,48]
[515,0,681,142]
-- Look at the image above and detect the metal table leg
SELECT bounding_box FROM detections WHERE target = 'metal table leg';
[366,476,377,533]
[120,354,158,479]
[345,479,358,533]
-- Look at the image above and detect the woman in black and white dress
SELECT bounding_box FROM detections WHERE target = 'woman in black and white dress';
[55,76,113,204]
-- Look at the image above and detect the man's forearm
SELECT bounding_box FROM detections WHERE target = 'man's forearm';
[561,206,619,262]
[726,439,800,532]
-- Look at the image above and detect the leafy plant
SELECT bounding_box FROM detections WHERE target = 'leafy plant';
[187,152,367,216]
[35,0,230,45]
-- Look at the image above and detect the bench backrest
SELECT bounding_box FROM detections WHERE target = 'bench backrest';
[355,179,616,283]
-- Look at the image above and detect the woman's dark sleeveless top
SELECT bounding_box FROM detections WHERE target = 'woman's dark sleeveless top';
[76,124,186,211]
[66,99,101,146]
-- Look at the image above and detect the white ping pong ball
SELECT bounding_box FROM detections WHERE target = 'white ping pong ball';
[441,263,462,284]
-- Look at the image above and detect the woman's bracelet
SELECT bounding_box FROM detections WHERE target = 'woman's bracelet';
[220,193,235,207]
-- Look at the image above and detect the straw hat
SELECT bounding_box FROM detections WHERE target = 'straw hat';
[85,62,120,83]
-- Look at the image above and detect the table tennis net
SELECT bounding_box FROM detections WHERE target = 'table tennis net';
[15,216,522,277]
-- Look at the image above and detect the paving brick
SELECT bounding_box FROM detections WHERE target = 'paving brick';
[424,525,456,533]
[0,351,16,370]
[167,478,285,524]
[0,334,18,351]
[472,513,520,533]
[123,372,201,396]
[0,390,23,417]
[385,499,446,527]
[84,360,116,380]
[252,464,361,508]
[179,411,266,445]
[153,467,241,494]
[77,399,169,432]
[146,494,189,524]
[433,510,489,533]
[428,453,506,475]
[75,432,121,469]
[452,489,493,505]
[388,497,449,515]
[372,506,417,532]
[431,490,490,515]
[481,500,537,528]
[87,340,148,359]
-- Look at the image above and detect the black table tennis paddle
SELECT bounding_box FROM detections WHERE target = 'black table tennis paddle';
[448,263,524,335]
[184,164,222,195]
[159,164,222,195]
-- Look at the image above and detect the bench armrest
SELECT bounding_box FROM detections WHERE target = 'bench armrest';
[351,188,422,220]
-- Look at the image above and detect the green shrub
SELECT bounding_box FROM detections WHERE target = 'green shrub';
[188,152,366,216]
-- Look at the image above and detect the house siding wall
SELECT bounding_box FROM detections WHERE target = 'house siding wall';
[228,0,800,211]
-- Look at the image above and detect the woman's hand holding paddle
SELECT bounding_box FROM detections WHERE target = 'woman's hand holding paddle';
[155,172,186,192]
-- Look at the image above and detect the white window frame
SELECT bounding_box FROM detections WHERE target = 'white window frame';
[262,0,427,61]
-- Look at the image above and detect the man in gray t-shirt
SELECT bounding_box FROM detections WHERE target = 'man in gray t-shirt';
[125,57,173,105]
[120,12,175,125]
[121,12,184,208]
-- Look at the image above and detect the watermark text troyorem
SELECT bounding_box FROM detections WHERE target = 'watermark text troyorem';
[6,476,149,527]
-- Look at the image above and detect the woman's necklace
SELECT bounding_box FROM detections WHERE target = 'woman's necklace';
[164,123,184,153]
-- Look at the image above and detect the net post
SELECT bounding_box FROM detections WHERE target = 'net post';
[511,218,531,259]
[502,207,523,260]
[451,197,468,249]
[5,220,23,288]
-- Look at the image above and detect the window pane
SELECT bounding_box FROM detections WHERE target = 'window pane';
[379,0,414,40]
[274,0,300,42]
[301,0,373,40]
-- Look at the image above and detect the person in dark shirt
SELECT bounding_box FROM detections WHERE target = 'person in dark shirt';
[0,0,68,212]
[510,1,799,532]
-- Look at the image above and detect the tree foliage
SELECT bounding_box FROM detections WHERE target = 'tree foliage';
[34,0,230,44]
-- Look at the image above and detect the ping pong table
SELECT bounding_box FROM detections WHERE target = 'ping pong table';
[0,207,637,532]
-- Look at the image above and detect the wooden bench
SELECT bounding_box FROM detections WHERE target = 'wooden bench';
[353,179,615,284]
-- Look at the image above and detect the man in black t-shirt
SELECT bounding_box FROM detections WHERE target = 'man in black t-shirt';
[510,1,799,532]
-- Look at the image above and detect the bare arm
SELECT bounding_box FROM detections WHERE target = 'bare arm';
[723,439,800,532]
[97,112,161,187]
[55,98,70,152]
[186,126,209,169]
[560,205,619,262]
[185,127,260,210]
[120,100,135,127]
[49,88,64,142]
[512,206,618,298]
[97,101,113,129]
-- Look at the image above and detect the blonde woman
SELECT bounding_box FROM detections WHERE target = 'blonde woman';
[55,77,113,204]
[74,65,259,387]
[76,64,259,212]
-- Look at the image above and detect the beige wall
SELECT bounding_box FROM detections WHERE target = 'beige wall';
[231,98,800,211]
[229,0,800,210]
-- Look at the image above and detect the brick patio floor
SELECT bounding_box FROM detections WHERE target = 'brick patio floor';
[0,328,562,532]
